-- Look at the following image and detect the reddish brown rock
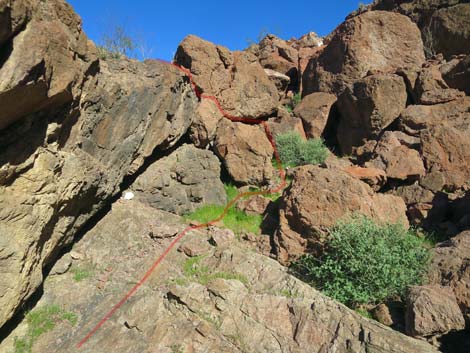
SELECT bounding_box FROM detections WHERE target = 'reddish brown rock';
[303,11,425,95]
[267,112,306,140]
[399,97,470,191]
[214,119,274,186]
[263,68,290,93]
[274,165,408,264]
[406,285,465,337]
[441,54,470,95]
[236,195,271,216]
[344,165,387,191]
[336,74,407,154]
[0,0,96,131]
[175,35,279,119]
[429,231,470,323]
[293,92,337,139]
[189,99,224,148]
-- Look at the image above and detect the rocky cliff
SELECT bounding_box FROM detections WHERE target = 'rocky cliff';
[0,0,469,352]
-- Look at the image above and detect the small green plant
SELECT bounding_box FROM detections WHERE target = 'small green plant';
[284,92,302,112]
[356,308,373,319]
[70,264,94,282]
[275,132,328,168]
[181,256,248,286]
[170,344,184,353]
[292,216,430,307]
[14,305,77,353]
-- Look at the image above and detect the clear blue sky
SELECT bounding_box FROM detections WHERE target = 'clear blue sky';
[68,0,371,60]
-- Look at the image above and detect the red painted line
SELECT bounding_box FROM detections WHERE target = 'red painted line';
[76,59,287,349]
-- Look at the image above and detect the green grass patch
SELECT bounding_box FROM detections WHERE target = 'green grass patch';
[356,308,373,319]
[181,255,248,286]
[292,215,430,308]
[14,305,77,353]
[275,132,328,168]
[70,264,94,282]
[184,183,262,235]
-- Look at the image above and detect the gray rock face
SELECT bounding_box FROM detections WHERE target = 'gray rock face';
[130,144,226,215]
[0,200,437,353]
[0,35,197,329]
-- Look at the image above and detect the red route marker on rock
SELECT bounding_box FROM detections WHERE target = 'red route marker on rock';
[76,59,287,349]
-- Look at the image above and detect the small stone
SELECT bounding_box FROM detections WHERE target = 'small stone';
[209,228,235,248]
[178,240,211,257]
[70,251,84,260]
[122,191,135,200]
[50,253,72,275]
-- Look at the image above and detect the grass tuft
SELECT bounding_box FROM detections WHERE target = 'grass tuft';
[275,132,328,168]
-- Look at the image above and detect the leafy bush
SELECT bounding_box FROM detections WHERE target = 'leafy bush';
[292,216,430,307]
[275,132,328,167]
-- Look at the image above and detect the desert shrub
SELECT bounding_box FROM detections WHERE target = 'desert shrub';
[97,25,136,60]
[292,216,430,307]
[275,132,328,167]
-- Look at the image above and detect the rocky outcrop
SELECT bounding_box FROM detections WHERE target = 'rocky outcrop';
[441,54,470,95]
[372,0,470,59]
[0,0,96,131]
[130,144,226,215]
[274,165,408,264]
[406,285,465,337]
[336,74,408,154]
[214,119,274,185]
[174,35,279,119]
[399,97,470,191]
[189,99,224,148]
[0,200,437,353]
[0,24,197,331]
[303,11,425,95]
[429,231,470,324]
[293,92,336,139]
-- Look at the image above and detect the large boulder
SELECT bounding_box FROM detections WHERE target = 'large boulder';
[0,200,437,353]
[399,97,470,191]
[174,35,279,119]
[303,11,425,95]
[406,285,465,337]
[0,54,197,329]
[214,119,274,186]
[371,1,470,59]
[441,54,470,95]
[336,74,408,154]
[0,0,96,131]
[130,144,226,215]
[293,92,337,139]
[429,231,470,323]
[274,165,408,264]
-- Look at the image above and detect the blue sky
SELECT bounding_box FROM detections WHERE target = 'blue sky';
[68,0,370,60]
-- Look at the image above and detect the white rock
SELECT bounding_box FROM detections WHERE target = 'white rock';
[123,191,135,200]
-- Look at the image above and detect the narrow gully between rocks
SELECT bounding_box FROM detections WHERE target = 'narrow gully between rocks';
[76,59,288,349]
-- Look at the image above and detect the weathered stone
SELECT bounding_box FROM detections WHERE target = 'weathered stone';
[441,54,470,95]
[274,165,408,264]
[399,97,470,191]
[263,68,290,93]
[406,285,465,337]
[214,119,274,185]
[336,74,407,154]
[236,195,271,216]
[189,99,224,148]
[429,231,470,323]
[303,11,425,95]
[344,165,387,191]
[267,112,306,140]
[130,144,226,215]
[0,57,197,327]
[175,35,279,119]
[0,200,437,353]
[293,92,337,139]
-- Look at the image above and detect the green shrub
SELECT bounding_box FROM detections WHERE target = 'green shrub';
[275,132,328,167]
[292,216,430,307]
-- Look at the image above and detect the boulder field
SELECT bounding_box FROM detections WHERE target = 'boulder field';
[0,0,469,352]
